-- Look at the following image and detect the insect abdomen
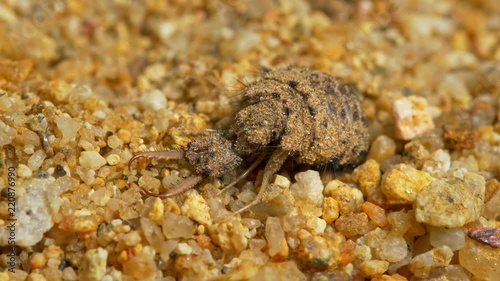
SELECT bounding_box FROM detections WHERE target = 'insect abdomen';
[233,66,369,167]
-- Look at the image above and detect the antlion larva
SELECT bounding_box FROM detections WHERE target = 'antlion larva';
[129,66,370,214]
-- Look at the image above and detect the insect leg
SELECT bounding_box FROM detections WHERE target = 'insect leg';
[216,153,266,196]
[234,147,288,214]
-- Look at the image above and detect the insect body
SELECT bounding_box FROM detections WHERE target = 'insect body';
[233,66,369,166]
[129,66,369,214]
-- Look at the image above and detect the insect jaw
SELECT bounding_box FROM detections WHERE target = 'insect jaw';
[127,150,185,172]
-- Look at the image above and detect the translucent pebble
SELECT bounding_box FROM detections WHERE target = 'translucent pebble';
[289,170,324,207]
[400,15,454,41]
[459,238,500,281]
[428,225,466,251]
[403,140,430,169]
[105,154,121,166]
[23,144,35,154]
[20,129,41,147]
[425,265,470,281]
[62,267,77,281]
[287,236,300,249]
[241,218,262,229]
[35,170,49,179]
[140,89,167,111]
[30,114,48,132]
[160,240,179,262]
[274,175,290,189]
[387,251,412,275]
[89,186,110,206]
[162,212,195,239]
[393,96,435,140]
[187,240,202,255]
[387,210,412,236]
[237,189,256,203]
[76,166,96,185]
[306,217,326,235]
[92,110,106,119]
[354,244,372,261]
[78,248,108,281]
[140,218,164,252]
[311,271,352,281]
[265,217,285,256]
[282,215,307,232]
[368,134,396,163]
[156,20,176,39]
[79,151,107,170]
[117,129,131,144]
[30,252,46,269]
[61,214,99,233]
[0,178,55,246]
[364,228,408,263]
[471,99,496,127]
[376,234,408,263]
[0,120,16,146]
[295,201,322,218]
[175,242,193,255]
[55,115,81,142]
[17,164,33,178]
[200,249,215,265]
[438,74,471,108]
[162,174,183,190]
[107,135,123,149]
[249,261,306,281]
[79,140,95,152]
[249,239,267,251]
[362,201,388,228]
[409,246,453,278]
[413,235,433,257]
[483,189,500,220]
[234,31,261,57]
[122,246,156,279]
[422,149,451,178]
[28,149,47,171]
[110,219,122,227]
[0,95,12,111]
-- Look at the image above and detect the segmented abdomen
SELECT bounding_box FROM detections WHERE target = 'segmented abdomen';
[233,66,369,166]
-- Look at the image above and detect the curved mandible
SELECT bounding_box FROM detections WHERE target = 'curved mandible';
[127,150,185,171]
